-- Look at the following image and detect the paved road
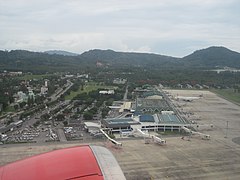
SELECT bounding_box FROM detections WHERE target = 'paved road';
[57,129,67,142]
[123,85,128,101]
[47,80,73,102]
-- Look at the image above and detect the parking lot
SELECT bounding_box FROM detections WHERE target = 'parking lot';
[4,124,59,144]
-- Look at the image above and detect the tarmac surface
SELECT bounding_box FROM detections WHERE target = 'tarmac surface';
[1,90,240,180]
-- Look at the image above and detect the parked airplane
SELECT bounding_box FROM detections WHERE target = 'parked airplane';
[0,145,126,180]
[175,96,201,102]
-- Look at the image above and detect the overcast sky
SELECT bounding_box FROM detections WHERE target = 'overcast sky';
[0,0,239,57]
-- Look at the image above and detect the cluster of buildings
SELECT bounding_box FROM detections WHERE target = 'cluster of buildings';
[0,71,23,77]
[102,113,186,133]
[13,79,50,107]
[40,79,49,95]
[15,90,35,103]
[101,86,188,133]
[14,79,50,104]
[113,78,127,85]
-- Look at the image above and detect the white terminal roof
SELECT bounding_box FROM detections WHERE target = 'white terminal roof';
[84,122,101,128]
[119,102,132,113]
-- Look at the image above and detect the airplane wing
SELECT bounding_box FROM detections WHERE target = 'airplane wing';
[0,145,126,180]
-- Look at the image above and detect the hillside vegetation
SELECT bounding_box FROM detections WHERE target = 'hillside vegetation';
[0,46,240,72]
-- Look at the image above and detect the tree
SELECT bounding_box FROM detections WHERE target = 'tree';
[19,102,26,108]
[71,114,79,119]
[63,109,71,114]
[33,120,40,127]
[56,114,65,121]
[0,96,9,110]
[14,104,19,110]
[89,107,98,114]
[6,119,14,125]
[101,107,110,118]
[59,94,65,101]
[96,100,103,107]
[8,96,14,104]
[127,93,133,100]
[89,90,99,99]
[41,113,50,121]
[105,98,114,106]
[83,111,93,120]
[85,98,94,105]
[63,120,68,126]
[35,95,44,104]
[27,96,34,107]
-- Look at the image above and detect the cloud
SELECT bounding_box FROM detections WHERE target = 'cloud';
[0,0,239,56]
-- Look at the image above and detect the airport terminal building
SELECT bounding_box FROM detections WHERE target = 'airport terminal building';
[102,90,188,133]
[101,113,187,133]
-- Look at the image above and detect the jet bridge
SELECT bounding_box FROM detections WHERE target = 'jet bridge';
[134,128,166,145]
[181,126,210,140]
[100,129,122,146]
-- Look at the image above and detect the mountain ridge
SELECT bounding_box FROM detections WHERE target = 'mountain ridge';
[182,46,240,68]
[0,46,240,71]
[44,50,79,56]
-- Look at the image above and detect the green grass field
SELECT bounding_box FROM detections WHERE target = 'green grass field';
[2,106,16,114]
[18,74,55,80]
[65,83,117,100]
[211,88,240,105]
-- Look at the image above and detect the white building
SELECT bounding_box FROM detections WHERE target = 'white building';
[113,78,127,85]
[9,71,23,76]
[84,122,101,134]
[16,90,35,103]
[28,90,35,101]
[41,86,48,95]
[99,90,115,95]
[44,79,50,87]
[102,114,188,133]
[17,91,28,103]
[65,75,74,78]
[77,74,89,79]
